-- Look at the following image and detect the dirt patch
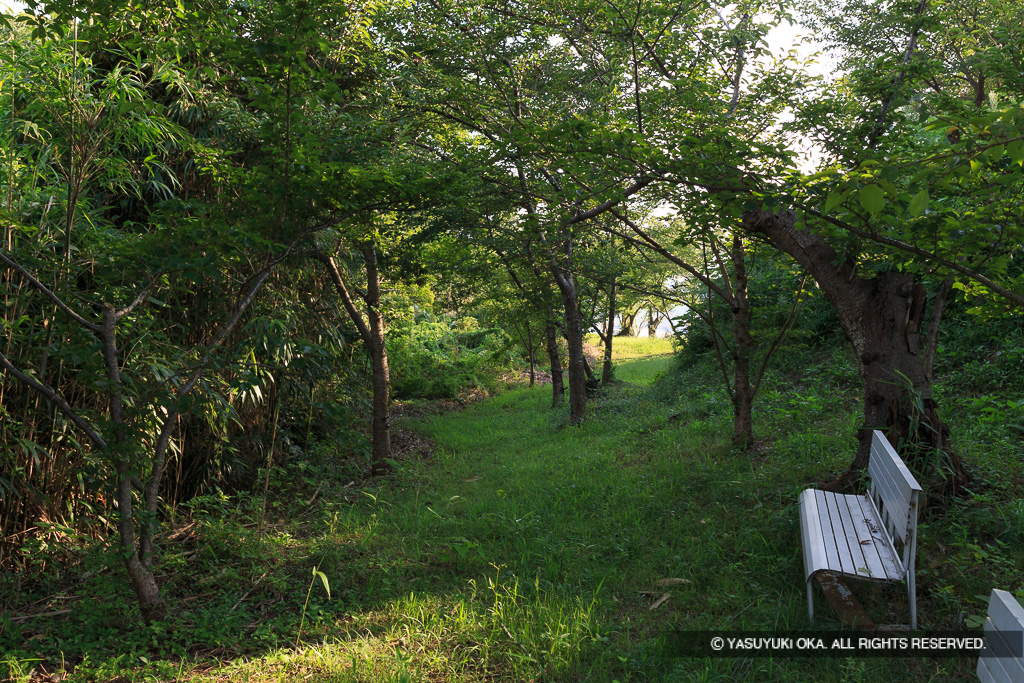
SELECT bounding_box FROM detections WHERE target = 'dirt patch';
[391,393,486,419]
[390,427,437,462]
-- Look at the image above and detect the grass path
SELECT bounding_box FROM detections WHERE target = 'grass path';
[283,337,977,681]
[6,337,1011,682]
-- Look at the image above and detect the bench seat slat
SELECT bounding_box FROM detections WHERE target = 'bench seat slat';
[799,489,829,582]
[813,489,843,573]
[979,657,1017,683]
[979,590,1024,683]
[979,656,1015,683]
[823,491,857,574]
[850,494,904,580]
[800,490,903,581]
[978,622,1024,683]
[832,492,883,578]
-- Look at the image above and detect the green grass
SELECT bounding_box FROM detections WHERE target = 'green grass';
[3,339,1023,682]
[589,334,676,361]
[588,334,675,384]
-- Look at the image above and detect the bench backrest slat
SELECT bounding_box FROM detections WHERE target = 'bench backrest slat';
[867,431,922,568]
[978,589,1024,683]
[871,468,913,539]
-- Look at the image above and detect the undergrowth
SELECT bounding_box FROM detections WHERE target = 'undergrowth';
[2,337,1022,682]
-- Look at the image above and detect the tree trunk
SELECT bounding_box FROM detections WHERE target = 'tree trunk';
[315,248,392,475]
[99,305,166,621]
[745,211,968,497]
[618,309,638,336]
[545,322,564,406]
[729,236,754,450]
[551,265,587,424]
[602,276,615,384]
[526,321,536,387]
[117,461,166,621]
[582,353,597,384]
[648,308,663,337]
[362,245,392,475]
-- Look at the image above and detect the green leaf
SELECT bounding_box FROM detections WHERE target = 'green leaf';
[908,190,929,218]
[860,185,885,215]
[1008,141,1024,163]
[823,190,846,213]
[313,568,330,599]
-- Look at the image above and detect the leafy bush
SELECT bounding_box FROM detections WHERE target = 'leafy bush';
[936,307,1024,394]
[388,316,519,399]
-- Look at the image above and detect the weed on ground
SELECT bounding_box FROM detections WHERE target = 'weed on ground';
[2,338,1022,682]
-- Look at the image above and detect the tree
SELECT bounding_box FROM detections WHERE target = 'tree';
[0,0,417,615]
[744,0,1024,488]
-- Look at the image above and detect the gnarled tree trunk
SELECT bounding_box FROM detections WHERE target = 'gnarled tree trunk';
[745,210,967,498]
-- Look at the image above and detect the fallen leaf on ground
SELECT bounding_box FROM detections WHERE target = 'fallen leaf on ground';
[649,593,671,611]
[655,578,691,587]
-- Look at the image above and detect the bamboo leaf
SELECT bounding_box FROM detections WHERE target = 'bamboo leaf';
[314,569,330,599]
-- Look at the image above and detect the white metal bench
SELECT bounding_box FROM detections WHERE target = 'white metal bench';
[799,430,923,628]
[978,589,1024,683]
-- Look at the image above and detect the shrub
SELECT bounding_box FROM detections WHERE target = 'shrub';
[388,317,519,399]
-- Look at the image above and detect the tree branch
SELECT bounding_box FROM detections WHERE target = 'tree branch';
[798,205,1024,307]
[0,349,107,449]
[0,249,101,333]
[312,250,373,347]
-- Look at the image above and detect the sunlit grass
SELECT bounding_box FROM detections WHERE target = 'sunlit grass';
[4,340,1022,682]
[587,334,676,361]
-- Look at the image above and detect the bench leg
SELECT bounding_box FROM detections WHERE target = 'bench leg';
[908,573,916,630]
[807,579,814,622]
